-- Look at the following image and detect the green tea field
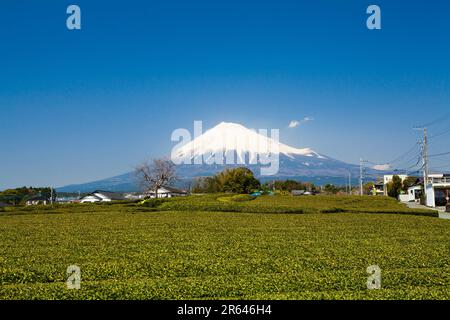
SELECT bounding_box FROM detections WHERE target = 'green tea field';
[0,195,449,299]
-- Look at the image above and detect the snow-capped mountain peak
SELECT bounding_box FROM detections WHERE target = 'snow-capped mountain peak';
[172,121,325,162]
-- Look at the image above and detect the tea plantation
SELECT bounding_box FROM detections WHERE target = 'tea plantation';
[0,195,449,299]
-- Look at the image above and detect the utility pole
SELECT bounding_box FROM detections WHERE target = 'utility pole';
[422,127,430,207]
[414,127,429,186]
[414,126,430,204]
[423,127,429,187]
[359,158,364,196]
[50,187,53,205]
[348,172,352,195]
[344,175,347,194]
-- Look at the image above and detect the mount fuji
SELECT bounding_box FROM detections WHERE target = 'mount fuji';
[57,122,379,192]
[172,122,325,164]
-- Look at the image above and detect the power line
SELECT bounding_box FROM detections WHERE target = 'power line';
[420,111,450,128]
[430,157,450,163]
[363,152,422,176]
[408,156,422,169]
[429,151,450,158]
[364,152,421,173]
[429,126,450,140]
[430,164,450,170]
[391,162,424,175]
[366,112,450,181]
[386,142,420,165]
[395,169,423,175]
[392,151,422,168]
[359,122,446,187]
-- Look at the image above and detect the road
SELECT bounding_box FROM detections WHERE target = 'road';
[405,202,450,220]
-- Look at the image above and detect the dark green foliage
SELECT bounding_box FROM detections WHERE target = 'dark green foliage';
[402,176,420,191]
[268,180,316,192]
[192,167,260,194]
[324,184,339,194]
[218,194,256,202]
[387,175,403,198]
[221,168,260,193]
[192,176,221,193]
[363,182,376,195]
[141,198,170,208]
[0,187,56,205]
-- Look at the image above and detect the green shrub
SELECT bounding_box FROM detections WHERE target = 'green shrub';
[230,194,256,202]
[102,199,140,205]
[141,198,170,208]
[141,194,438,217]
[217,194,256,202]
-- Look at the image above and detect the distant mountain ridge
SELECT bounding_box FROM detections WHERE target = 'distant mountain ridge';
[57,122,383,192]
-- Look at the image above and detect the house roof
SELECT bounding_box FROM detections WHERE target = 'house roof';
[91,190,126,200]
[0,201,11,207]
[81,194,103,201]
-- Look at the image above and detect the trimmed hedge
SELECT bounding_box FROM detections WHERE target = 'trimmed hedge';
[140,195,439,217]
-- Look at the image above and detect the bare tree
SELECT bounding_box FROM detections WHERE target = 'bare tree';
[135,158,176,198]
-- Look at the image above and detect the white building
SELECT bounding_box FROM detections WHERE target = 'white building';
[25,196,50,206]
[425,174,450,208]
[123,193,145,200]
[398,186,422,203]
[145,186,187,198]
[80,190,125,203]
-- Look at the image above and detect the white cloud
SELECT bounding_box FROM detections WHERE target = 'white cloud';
[288,117,314,128]
[288,120,300,128]
[372,164,391,171]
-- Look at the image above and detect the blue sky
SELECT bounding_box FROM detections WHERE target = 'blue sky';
[1,0,449,189]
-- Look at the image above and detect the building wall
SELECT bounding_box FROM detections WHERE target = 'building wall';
[426,185,435,207]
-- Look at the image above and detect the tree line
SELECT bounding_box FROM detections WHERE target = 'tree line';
[0,187,55,205]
